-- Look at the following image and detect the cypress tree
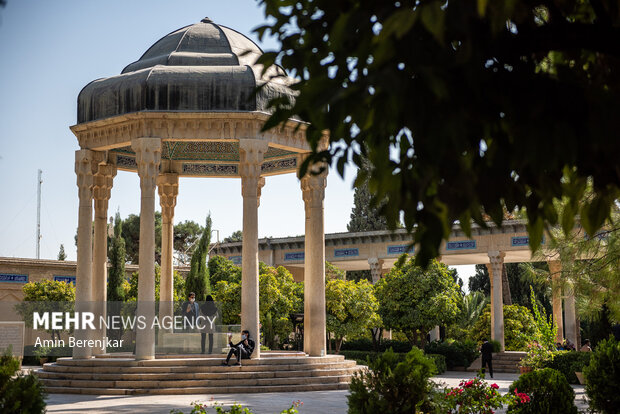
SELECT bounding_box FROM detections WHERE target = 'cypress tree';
[185,214,212,301]
[107,212,126,302]
[347,159,388,232]
[57,244,67,261]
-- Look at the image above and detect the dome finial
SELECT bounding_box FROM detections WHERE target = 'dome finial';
[201,17,213,23]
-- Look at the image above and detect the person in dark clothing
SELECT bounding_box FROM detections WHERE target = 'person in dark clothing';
[181,292,199,330]
[222,330,255,366]
[200,295,218,354]
[480,338,494,378]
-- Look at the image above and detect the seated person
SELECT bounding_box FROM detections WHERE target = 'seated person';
[222,330,255,366]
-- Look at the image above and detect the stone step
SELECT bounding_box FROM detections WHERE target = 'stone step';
[42,382,352,395]
[43,360,356,374]
[37,367,359,381]
[38,373,352,389]
[53,355,345,367]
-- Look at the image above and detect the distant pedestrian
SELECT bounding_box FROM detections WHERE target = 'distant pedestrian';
[480,338,494,378]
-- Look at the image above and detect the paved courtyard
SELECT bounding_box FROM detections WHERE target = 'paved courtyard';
[44,371,589,414]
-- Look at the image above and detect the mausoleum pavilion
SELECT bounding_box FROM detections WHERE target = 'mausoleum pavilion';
[71,18,327,360]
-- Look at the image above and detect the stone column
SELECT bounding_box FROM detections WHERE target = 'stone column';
[487,251,505,351]
[564,284,578,347]
[132,138,161,360]
[91,163,116,355]
[157,173,179,335]
[429,326,441,342]
[239,139,268,358]
[368,257,384,284]
[73,150,95,359]
[548,260,564,344]
[301,169,328,357]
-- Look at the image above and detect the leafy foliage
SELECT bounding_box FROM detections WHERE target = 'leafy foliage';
[259,263,303,348]
[174,220,205,265]
[208,255,242,285]
[326,278,380,352]
[57,244,66,261]
[528,286,557,349]
[257,0,620,266]
[443,374,523,414]
[424,340,480,369]
[108,212,126,302]
[507,368,577,414]
[125,265,185,303]
[375,256,461,347]
[185,215,212,301]
[541,351,592,384]
[470,304,536,351]
[546,205,620,322]
[0,348,46,413]
[222,230,243,243]
[17,279,75,341]
[448,291,488,339]
[584,336,620,414]
[347,347,437,413]
[347,158,389,233]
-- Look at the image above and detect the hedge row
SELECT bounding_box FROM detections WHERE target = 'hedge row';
[338,338,413,353]
[337,350,447,374]
[541,351,592,384]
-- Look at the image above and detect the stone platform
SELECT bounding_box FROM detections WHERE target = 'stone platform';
[36,351,361,395]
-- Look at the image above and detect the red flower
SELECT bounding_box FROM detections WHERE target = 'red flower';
[464,380,474,388]
[491,383,499,389]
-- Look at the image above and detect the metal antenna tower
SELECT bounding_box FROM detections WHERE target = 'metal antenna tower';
[36,169,42,259]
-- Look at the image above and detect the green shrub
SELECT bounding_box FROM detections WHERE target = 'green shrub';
[0,348,46,414]
[339,338,412,353]
[490,340,501,353]
[584,336,620,414]
[541,351,591,384]
[424,340,479,369]
[507,368,577,414]
[338,350,446,374]
[470,304,536,351]
[347,347,437,413]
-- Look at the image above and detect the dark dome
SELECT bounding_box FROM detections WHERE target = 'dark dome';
[77,18,294,124]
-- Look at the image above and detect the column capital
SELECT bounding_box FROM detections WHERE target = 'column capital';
[157,173,179,223]
[239,139,268,198]
[301,171,327,209]
[132,138,162,192]
[75,150,96,204]
[488,251,506,266]
[93,163,117,219]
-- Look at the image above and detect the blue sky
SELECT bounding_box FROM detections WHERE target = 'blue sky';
[0,0,474,282]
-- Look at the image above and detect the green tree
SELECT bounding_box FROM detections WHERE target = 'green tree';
[121,212,163,264]
[448,291,489,339]
[470,304,537,351]
[173,220,204,265]
[257,0,620,266]
[223,230,243,243]
[259,263,303,348]
[208,255,242,285]
[107,212,125,302]
[125,265,185,303]
[16,280,75,342]
[375,255,461,347]
[185,215,212,301]
[325,261,346,281]
[57,244,66,261]
[546,205,620,322]
[348,159,388,233]
[326,278,381,352]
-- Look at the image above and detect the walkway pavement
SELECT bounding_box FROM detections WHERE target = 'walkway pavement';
[44,371,589,414]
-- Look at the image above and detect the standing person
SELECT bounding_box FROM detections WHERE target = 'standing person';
[200,295,218,354]
[181,292,199,331]
[221,330,255,366]
[480,338,494,378]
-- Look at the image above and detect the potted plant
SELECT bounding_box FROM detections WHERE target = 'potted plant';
[33,346,51,365]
